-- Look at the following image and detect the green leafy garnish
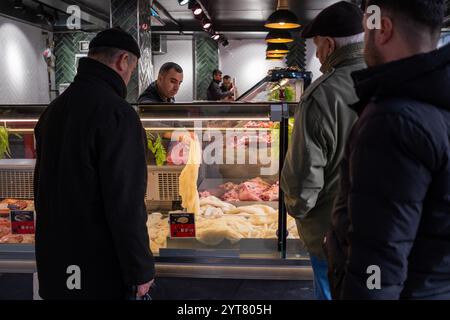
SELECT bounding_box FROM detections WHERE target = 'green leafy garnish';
[0,126,12,160]
[147,133,167,166]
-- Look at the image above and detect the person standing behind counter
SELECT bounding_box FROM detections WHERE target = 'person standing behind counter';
[138,62,183,103]
[207,69,234,101]
[34,27,155,300]
[221,75,237,101]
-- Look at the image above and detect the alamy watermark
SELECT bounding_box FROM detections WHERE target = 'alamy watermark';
[66,265,81,290]
[366,265,381,290]
[66,5,81,30]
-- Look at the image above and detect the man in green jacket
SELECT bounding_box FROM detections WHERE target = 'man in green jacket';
[280,1,366,300]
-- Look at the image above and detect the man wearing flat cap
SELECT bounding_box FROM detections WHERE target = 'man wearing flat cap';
[34,27,155,300]
[280,1,366,300]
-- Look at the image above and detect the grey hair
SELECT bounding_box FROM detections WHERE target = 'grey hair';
[333,33,365,49]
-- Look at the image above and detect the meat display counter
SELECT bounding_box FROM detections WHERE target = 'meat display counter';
[237,67,312,103]
[0,103,312,281]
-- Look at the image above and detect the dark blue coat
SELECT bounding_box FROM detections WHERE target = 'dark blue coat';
[327,44,450,299]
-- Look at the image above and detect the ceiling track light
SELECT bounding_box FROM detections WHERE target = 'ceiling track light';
[189,2,203,16]
[36,3,45,18]
[211,33,220,41]
[14,0,24,10]
[178,0,190,5]
[266,43,289,54]
[265,30,294,43]
[202,17,211,29]
[265,0,301,30]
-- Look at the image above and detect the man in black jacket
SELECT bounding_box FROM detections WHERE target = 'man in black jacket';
[34,28,155,300]
[207,69,234,101]
[326,0,450,299]
[138,62,183,103]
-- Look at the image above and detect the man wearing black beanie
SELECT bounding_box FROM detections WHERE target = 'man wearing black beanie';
[34,27,155,300]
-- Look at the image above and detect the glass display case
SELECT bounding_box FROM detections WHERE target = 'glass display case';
[238,68,312,103]
[0,103,311,279]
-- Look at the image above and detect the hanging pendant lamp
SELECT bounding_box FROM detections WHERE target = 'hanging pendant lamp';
[265,0,300,29]
[266,43,289,55]
[265,30,294,43]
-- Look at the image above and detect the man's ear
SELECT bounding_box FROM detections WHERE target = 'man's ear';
[326,36,336,54]
[116,52,129,72]
[378,16,394,45]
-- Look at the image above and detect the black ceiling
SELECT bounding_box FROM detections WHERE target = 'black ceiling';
[153,0,343,32]
[2,0,448,33]
[0,0,345,33]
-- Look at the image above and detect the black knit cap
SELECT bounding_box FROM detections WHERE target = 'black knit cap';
[89,27,141,58]
[301,1,364,38]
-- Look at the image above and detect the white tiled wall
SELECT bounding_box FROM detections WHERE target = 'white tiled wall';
[305,38,322,82]
[0,16,50,104]
[219,39,285,96]
[153,39,194,102]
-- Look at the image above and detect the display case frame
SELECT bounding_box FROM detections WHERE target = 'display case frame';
[0,102,312,279]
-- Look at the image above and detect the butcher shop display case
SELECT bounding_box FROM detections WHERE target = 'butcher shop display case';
[237,67,312,103]
[0,103,312,280]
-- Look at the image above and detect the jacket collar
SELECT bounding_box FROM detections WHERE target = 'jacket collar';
[351,43,450,115]
[320,42,365,74]
[74,57,127,99]
[147,81,175,103]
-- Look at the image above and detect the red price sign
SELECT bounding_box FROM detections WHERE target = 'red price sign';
[10,211,35,235]
[169,213,195,238]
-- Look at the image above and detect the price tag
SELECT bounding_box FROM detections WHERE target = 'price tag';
[169,213,195,238]
[10,211,35,235]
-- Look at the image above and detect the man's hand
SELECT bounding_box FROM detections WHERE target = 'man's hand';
[137,279,155,297]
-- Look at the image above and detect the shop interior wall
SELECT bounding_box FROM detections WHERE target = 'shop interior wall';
[218,39,285,96]
[153,38,194,102]
[0,16,51,104]
[305,38,322,82]
[54,32,96,95]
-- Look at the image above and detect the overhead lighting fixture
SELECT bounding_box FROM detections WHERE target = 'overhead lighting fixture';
[266,53,286,58]
[266,30,294,43]
[14,0,24,10]
[189,2,203,16]
[266,43,289,54]
[52,9,59,25]
[212,33,220,41]
[36,3,45,18]
[266,56,283,61]
[202,18,211,29]
[265,0,300,29]
[178,0,190,5]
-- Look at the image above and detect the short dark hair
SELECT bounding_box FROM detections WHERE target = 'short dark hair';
[159,62,183,75]
[212,69,222,77]
[223,75,231,80]
[366,0,446,34]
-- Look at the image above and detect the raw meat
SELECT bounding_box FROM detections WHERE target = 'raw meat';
[202,178,278,202]
[261,181,279,201]
[244,121,274,129]
[238,178,271,201]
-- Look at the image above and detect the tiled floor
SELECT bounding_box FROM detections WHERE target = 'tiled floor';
[0,274,314,300]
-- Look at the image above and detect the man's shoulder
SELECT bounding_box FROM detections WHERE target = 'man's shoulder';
[138,82,161,103]
[359,97,448,151]
[369,96,445,123]
[302,70,360,111]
